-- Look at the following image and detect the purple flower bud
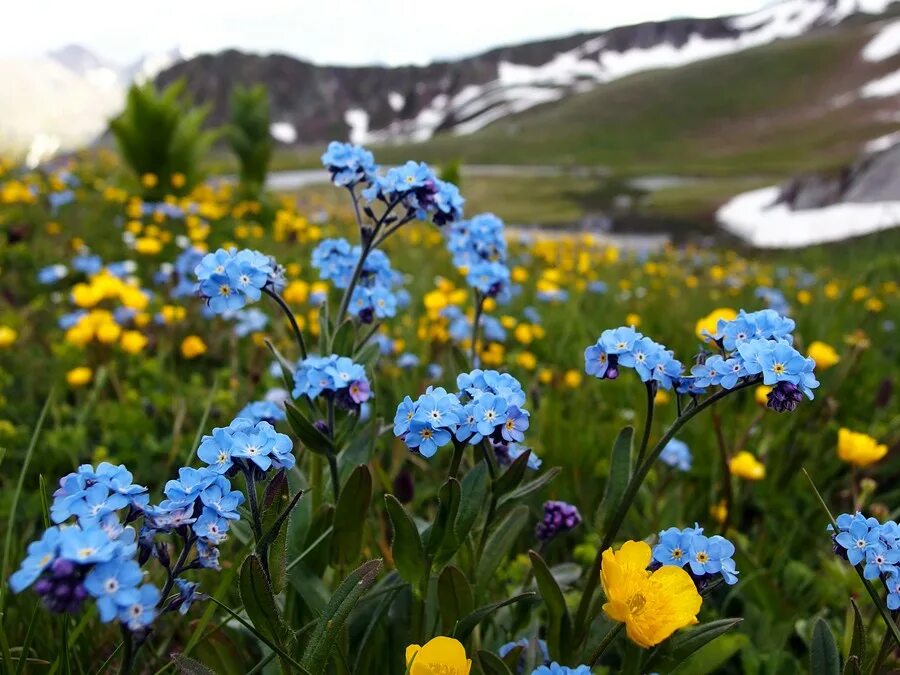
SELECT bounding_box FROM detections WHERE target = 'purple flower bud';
[535,500,582,541]
[767,381,803,413]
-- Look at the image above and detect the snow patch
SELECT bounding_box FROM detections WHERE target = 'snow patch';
[270,122,297,144]
[861,68,900,97]
[717,186,900,248]
[863,17,900,61]
[388,91,405,112]
[344,108,370,144]
[865,130,900,153]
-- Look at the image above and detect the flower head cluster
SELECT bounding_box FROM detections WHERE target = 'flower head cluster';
[197,416,295,476]
[12,463,160,630]
[497,637,549,673]
[652,524,739,587]
[446,213,510,299]
[321,141,377,187]
[292,354,372,411]
[831,512,900,604]
[195,248,283,314]
[532,665,592,675]
[443,306,506,345]
[362,160,464,226]
[584,326,683,390]
[237,400,287,426]
[163,247,205,298]
[535,500,582,541]
[393,369,530,458]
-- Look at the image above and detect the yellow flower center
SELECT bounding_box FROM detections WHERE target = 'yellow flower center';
[695,551,710,564]
[628,592,647,615]
[218,284,231,297]
[78,547,96,559]
[420,428,433,439]
[671,548,683,560]
[772,363,785,375]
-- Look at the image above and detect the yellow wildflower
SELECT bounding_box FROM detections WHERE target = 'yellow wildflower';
[807,341,839,370]
[140,173,158,189]
[66,367,93,388]
[864,297,884,313]
[134,237,163,255]
[406,636,471,675]
[0,326,17,348]
[729,451,765,480]
[180,336,207,359]
[516,351,537,371]
[837,428,887,467]
[563,369,582,388]
[796,290,812,305]
[601,541,702,649]
[119,331,148,354]
[754,386,772,407]
[625,313,641,328]
[171,172,186,189]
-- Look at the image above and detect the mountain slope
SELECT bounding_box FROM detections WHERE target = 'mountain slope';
[374,17,900,176]
[156,0,898,149]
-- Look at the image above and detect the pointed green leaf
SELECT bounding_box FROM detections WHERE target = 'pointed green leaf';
[476,650,514,675]
[599,426,633,533]
[529,550,572,660]
[811,617,841,675]
[301,559,382,672]
[476,505,529,589]
[261,471,291,593]
[646,618,743,672]
[493,448,532,497]
[330,318,356,356]
[331,464,372,565]
[848,599,865,666]
[285,402,333,455]
[171,654,218,675]
[452,593,535,641]
[843,655,861,675]
[499,467,561,507]
[384,494,427,587]
[239,554,284,646]
[429,478,461,559]
[437,565,474,635]
[454,461,489,543]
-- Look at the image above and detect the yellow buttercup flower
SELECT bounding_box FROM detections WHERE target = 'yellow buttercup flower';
[864,297,884,313]
[171,172,186,189]
[516,351,537,370]
[406,636,471,675]
[807,341,839,370]
[134,237,163,255]
[66,367,93,388]
[695,308,737,341]
[837,428,887,467]
[824,282,840,299]
[140,173,158,189]
[95,321,122,345]
[180,336,207,359]
[601,540,702,649]
[538,368,553,385]
[625,313,641,328]
[654,389,670,406]
[729,451,765,480]
[119,330,148,354]
[0,326,17,348]
[563,369,582,388]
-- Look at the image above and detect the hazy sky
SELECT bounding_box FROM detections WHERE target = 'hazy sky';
[6,0,770,65]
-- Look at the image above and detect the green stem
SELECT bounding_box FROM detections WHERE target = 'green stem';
[588,623,625,667]
[469,292,484,366]
[448,440,466,479]
[263,288,308,359]
[117,628,134,675]
[634,382,656,467]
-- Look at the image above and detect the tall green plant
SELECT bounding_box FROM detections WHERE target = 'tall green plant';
[228,84,274,200]
[109,80,216,200]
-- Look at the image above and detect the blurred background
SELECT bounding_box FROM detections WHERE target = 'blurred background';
[2,0,900,248]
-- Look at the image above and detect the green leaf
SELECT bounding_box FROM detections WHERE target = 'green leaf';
[454,461,489,543]
[498,467,561,507]
[264,338,296,392]
[476,650,514,675]
[848,598,865,666]
[646,618,743,672]
[330,318,356,356]
[261,471,291,593]
[384,494,427,588]
[331,464,372,565]
[285,402,333,455]
[492,448,532,497]
[476,505,529,589]
[452,593,535,641]
[171,654,218,675]
[529,550,572,660]
[301,559,382,672]
[843,655,861,675]
[598,427,633,533]
[428,478,461,559]
[239,554,285,646]
[354,339,381,367]
[437,565,474,635]
[811,617,841,675]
